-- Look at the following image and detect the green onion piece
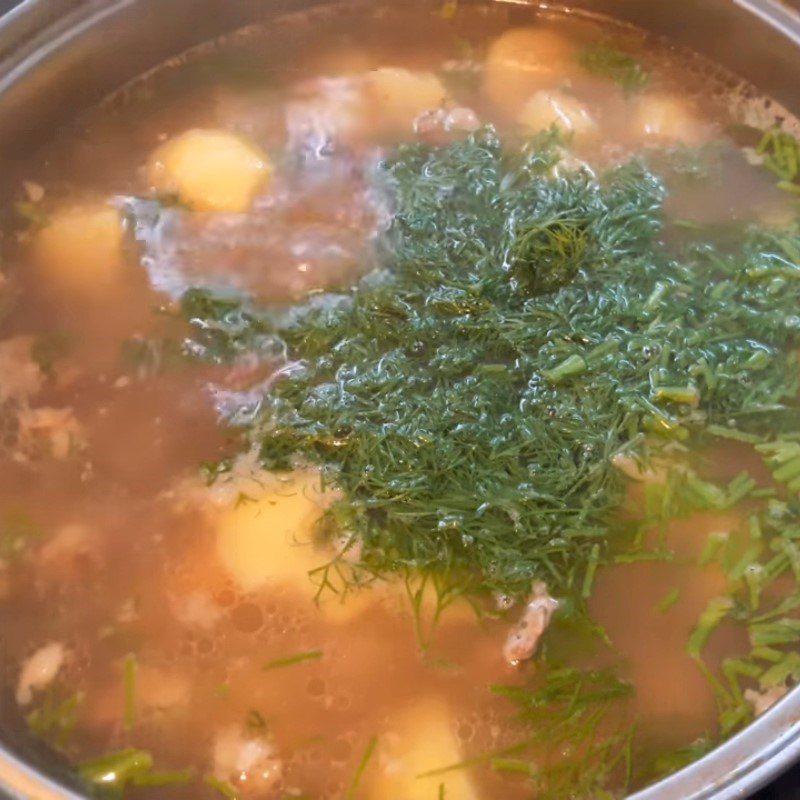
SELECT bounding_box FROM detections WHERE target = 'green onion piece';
[131,769,195,787]
[541,354,586,384]
[759,652,800,688]
[79,748,153,787]
[262,650,322,671]
[652,385,700,407]
[656,588,680,613]
[687,597,734,659]
[581,544,601,599]
[123,653,137,732]
[490,758,536,775]
[749,618,800,647]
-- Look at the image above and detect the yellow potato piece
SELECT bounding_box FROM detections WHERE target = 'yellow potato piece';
[34,206,124,294]
[631,93,706,144]
[214,470,372,623]
[370,698,478,800]
[518,90,598,141]
[484,27,577,111]
[366,68,448,130]
[147,129,271,212]
[215,470,333,593]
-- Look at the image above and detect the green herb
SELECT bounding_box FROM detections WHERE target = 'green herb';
[756,127,800,192]
[182,129,800,602]
[510,218,589,296]
[489,663,635,798]
[79,748,154,789]
[650,738,714,779]
[0,509,44,563]
[131,770,195,787]
[122,653,137,732]
[14,200,49,231]
[656,588,680,613]
[687,596,733,659]
[31,332,72,377]
[204,775,240,800]
[246,709,267,732]
[579,41,650,93]
[345,736,377,799]
[262,650,322,671]
[26,691,83,749]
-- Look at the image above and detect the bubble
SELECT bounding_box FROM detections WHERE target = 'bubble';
[330,738,352,762]
[231,602,264,633]
[215,588,237,607]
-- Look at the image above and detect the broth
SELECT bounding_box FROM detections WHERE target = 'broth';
[1,3,800,799]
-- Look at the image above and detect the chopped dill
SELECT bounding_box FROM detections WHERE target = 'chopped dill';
[489,663,635,798]
[345,735,377,799]
[579,41,650,93]
[122,653,137,732]
[262,650,322,671]
[182,128,800,602]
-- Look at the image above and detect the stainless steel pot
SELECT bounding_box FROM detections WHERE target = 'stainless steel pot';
[0,1,799,798]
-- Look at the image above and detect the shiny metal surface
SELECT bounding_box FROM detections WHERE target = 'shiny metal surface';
[0,1,799,798]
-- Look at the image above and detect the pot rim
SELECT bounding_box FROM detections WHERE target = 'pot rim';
[0,1,799,798]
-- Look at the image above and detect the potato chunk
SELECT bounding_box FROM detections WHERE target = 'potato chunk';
[484,27,577,111]
[369,698,478,800]
[34,206,124,294]
[147,129,271,212]
[215,470,334,593]
[518,90,598,141]
[365,68,448,131]
[631,93,706,144]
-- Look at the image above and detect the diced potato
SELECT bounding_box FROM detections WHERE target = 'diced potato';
[214,469,374,623]
[215,470,334,593]
[484,27,577,111]
[33,206,124,295]
[517,90,598,141]
[147,129,271,212]
[365,68,448,131]
[631,93,706,144]
[369,698,478,800]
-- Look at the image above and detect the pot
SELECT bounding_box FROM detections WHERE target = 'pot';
[0,1,799,798]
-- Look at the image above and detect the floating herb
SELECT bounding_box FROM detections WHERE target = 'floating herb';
[122,653,137,732]
[262,650,322,671]
[345,736,377,800]
[182,129,800,602]
[579,41,650,93]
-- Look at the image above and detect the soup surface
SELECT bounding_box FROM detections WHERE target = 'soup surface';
[2,3,800,799]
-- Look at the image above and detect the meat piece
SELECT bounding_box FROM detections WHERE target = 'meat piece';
[745,685,788,716]
[16,642,66,705]
[503,582,558,666]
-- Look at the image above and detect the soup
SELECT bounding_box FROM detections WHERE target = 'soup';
[2,3,800,798]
